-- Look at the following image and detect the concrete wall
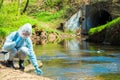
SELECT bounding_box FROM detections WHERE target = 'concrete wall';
[81,0,120,34]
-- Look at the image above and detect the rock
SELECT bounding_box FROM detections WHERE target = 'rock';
[24,60,43,72]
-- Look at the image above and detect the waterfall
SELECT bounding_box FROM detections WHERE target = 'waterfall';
[64,10,82,32]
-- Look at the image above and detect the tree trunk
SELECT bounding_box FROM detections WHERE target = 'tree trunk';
[22,0,29,14]
[0,0,3,9]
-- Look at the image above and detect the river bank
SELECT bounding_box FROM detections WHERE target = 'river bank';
[1,58,120,80]
[0,63,53,80]
[0,64,103,80]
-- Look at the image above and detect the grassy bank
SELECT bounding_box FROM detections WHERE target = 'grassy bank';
[0,1,66,37]
[89,17,120,35]
[0,2,40,36]
[97,73,120,80]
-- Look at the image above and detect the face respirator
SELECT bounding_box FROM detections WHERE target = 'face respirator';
[18,23,32,39]
[21,32,30,39]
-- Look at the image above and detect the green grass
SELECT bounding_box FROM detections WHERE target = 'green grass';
[89,17,120,35]
[98,73,120,80]
[0,1,75,38]
[31,10,63,22]
[0,2,39,35]
[0,1,63,37]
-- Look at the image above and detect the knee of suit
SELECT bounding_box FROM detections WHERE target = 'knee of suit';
[18,47,29,56]
[7,48,17,60]
[7,48,17,53]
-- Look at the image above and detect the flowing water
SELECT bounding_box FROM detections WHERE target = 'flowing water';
[34,38,120,80]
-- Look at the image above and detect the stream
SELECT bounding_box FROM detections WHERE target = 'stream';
[34,37,120,80]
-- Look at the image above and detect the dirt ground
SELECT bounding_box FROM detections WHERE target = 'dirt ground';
[0,61,53,80]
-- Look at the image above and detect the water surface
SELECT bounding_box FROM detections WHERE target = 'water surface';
[34,38,120,80]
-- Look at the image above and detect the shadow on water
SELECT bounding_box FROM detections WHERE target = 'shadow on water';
[34,37,120,80]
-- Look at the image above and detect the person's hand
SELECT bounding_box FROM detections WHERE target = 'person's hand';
[15,36,23,44]
[35,66,43,75]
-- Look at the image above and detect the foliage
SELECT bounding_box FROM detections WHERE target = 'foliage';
[31,10,63,22]
[62,6,75,18]
[98,73,120,80]
[0,2,40,36]
[28,0,81,21]
[0,1,63,37]
[0,0,79,37]
[89,17,120,35]
[44,0,64,9]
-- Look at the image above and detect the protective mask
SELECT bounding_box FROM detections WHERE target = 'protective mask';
[22,32,30,39]
[18,23,32,39]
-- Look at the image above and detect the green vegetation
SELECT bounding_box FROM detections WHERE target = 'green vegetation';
[89,17,120,35]
[31,10,63,22]
[98,73,120,80]
[0,0,81,37]
[0,2,40,36]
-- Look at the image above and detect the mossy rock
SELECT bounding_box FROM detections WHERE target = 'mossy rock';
[87,23,120,45]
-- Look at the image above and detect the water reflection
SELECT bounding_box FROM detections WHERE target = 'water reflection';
[34,38,120,80]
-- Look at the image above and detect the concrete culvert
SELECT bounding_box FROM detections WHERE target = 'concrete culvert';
[82,10,112,34]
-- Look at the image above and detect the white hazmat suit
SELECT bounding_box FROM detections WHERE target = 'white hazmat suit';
[2,23,42,75]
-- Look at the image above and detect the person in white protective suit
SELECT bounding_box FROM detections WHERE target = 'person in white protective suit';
[2,23,42,75]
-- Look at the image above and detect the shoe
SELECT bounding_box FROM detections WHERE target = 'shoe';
[19,60,25,71]
[6,60,15,69]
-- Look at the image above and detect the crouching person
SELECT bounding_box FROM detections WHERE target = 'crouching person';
[2,23,43,75]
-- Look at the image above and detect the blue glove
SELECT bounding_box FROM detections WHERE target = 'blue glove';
[35,66,43,75]
[15,36,23,44]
